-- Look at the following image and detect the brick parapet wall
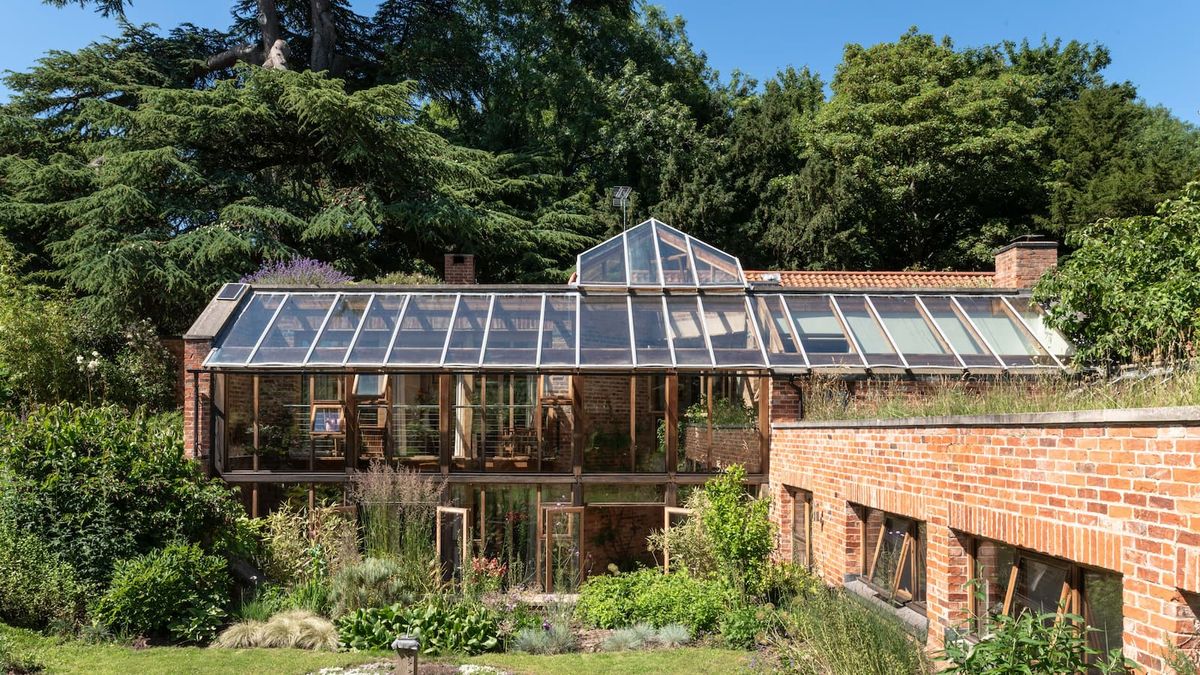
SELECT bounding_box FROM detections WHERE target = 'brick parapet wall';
[769,412,1200,671]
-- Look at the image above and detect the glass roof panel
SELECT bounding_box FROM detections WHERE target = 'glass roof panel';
[666,296,712,367]
[443,295,492,365]
[921,297,1002,369]
[577,235,626,285]
[626,224,661,286]
[308,294,371,364]
[955,296,1052,367]
[482,295,542,367]
[631,297,672,366]
[208,293,285,364]
[539,295,577,367]
[691,239,743,286]
[703,296,765,366]
[784,295,860,366]
[1007,298,1073,358]
[870,296,959,368]
[655,223,695,286]
[835,296,903,368]
[579,296,632,366]
[388,294,456,365]
[346,294,406,364]
[250,294,336,364]
[756,296,806,367]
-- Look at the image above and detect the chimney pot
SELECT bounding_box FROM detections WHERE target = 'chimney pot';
[994,236,1057,289]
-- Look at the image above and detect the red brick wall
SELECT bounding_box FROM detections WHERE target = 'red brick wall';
[769,414,1200,671]
[182,338,211,464]
[444,254,476,284]
[994,241,1057,289]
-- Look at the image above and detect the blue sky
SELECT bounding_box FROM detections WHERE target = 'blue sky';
[3,0,1197,123]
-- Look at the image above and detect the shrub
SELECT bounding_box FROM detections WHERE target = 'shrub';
[337,597,500,655]
[940,608,1130,674]
[702,465,774,593]
[720,604,774,650]
[348,463,443,591]
[772,588,928,674]
[575,568,732,634]
[0,405,241,586]
[92,543,230,644]
[510,622,578,655]
[0,524,90,631]
[240,258,353,286]
[758,561,822,605]
[252,505,360,587]
[602,626,650,652]
[214,610,339,651]
[329,557,420,618]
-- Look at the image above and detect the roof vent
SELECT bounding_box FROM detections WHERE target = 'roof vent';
[215,283,248,302]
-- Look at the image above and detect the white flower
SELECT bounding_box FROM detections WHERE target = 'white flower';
[76,355,84,364]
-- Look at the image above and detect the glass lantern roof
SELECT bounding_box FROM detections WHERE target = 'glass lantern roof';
[205,289,1070,373]
[574,218,746,289]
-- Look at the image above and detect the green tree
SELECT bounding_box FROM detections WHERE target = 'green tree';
[764,30,1049,271]
[1034,182,1200,365]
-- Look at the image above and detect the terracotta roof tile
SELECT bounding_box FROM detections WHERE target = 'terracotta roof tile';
[744,270,995,290]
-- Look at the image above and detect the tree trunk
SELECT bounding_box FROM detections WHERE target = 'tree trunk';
[204,0,289,72]
[309,0,337,72]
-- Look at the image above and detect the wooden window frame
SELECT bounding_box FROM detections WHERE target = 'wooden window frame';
[662,506,693,573]
[309,404,346,437]
[863,508,924,607]
[787,486,813,570]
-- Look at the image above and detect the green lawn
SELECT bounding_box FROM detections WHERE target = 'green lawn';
[450,648,752,675]
[3,624,750,675]
[1,624,387,675]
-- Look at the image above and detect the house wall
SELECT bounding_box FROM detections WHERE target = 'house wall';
[768,408,1200,672]
[182,338,211,464]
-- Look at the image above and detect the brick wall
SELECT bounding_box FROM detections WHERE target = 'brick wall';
[181,338,211,464]
[769,410,1200,671]
[444,253,476,284]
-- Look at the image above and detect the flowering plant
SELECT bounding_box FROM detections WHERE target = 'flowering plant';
[240,257,353,286]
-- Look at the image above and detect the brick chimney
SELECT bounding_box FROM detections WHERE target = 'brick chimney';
[994,236,1057,289]
[444,253,476,284]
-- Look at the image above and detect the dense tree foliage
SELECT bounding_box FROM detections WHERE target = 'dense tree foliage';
[3,6,1199,344]
[1035,182,1200,365]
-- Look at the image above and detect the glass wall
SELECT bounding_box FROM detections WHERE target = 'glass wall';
[578,374,666,473]
[677,374,762,474]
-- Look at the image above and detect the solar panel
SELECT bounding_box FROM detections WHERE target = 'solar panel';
[215,283,248,301]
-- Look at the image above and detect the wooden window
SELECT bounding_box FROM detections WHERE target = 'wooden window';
[968,538,1123,655]
[788,487,813,570]
[309,404,344,435]
[863,507,926,608]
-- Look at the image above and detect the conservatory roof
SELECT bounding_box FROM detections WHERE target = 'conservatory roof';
[199,288,1071,374]
[572,219,747,289]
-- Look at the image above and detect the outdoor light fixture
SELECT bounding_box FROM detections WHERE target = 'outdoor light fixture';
[611,185,633,229]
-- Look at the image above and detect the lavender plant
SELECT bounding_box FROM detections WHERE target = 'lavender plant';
[240,258,354,286]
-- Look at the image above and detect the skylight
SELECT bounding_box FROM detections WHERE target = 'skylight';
[574,219,746,289]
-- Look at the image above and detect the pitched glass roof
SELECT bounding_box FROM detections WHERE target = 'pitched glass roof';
[204,290,1070,373]
[574,218,746,289]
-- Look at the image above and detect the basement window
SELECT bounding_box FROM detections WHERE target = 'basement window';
[966,538,1123,657]
[861,507,927,612]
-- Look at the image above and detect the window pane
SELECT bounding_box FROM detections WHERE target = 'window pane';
[539,296,577,366]
[309,295,370,364]
[443,296,491,366]
[1084,570,1124,656]
[667,297,711,367]
[626,223,661,285]
[702,296,763,366]
[923,297,1002,369]
[1012,556,1070,618]
[631,297,672,366]
[973,540,1018,635]
[692,239,742,286]
[757,296,805,367]
[835,296,903,368]
[251,294,336,364]
[577,235,626,284]
[1008,298,1073,359]
[655,223,695,285]
[579,296,632,366]
[388,294,456,365]
[482,295,542,366]
[957,296,1051,367]
[209,293,285,364]
[785,296,859,366]
[346,295,406,364]
[871,296,958,368]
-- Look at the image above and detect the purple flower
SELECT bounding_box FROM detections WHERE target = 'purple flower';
[542,620,551,632]
[240,257,354,286]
